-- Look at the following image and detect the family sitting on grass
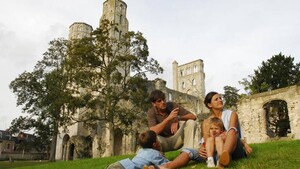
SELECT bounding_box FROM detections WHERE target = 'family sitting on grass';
[106,90,252,169]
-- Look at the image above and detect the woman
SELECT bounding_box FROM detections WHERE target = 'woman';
[199,91,252,168]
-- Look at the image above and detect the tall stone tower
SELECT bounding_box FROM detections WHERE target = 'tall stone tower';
[173,59,205,98]
[100,0,129,40]
[55,0,131,160]
[100,0,129,77]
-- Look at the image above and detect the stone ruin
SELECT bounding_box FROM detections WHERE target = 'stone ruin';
[238,85,300,143]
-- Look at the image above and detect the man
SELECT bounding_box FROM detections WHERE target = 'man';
[147,90,197,152]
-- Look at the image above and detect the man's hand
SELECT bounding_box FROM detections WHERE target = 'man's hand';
[167,107,179,134]
[167,107,179,121]
[170,121,178,134]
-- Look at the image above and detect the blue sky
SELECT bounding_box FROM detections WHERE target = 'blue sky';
[1,0,299,129]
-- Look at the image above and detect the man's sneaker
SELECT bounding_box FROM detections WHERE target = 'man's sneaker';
[207,158,216,168]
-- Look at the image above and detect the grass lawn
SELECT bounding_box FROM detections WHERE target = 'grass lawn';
[0,160,49,169]
[1,139,299,169]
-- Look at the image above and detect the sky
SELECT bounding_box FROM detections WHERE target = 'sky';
[1,0,300,130]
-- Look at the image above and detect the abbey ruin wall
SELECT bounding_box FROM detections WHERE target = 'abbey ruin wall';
[237,85,300,143]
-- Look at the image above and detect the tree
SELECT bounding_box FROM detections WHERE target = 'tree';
[9,116,51,154]
[239,53,300,94]
[9,38,75,161]
[10,19,163,158]
[222,85,240,110]
[65,20,163,156]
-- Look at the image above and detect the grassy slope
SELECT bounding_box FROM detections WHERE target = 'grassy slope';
[1,140,299,169]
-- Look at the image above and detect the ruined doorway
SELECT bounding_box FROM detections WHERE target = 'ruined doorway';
[263,100,291,138]
[62,134,70,160]
[114,128,123,155]
[69,143,75,160]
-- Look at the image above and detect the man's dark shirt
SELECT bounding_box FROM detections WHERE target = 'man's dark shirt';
[147,102,191,137]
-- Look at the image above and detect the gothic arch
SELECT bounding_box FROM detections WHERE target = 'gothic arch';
[263,99,291,138]
[61,134,70,160]
[114,128,123,155]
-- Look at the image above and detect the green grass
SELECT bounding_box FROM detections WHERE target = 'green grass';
[0,160,49,169]
[1,140,300,169]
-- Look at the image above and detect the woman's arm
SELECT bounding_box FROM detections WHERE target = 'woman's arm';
[223,111,239,154]
[228,111,239,132]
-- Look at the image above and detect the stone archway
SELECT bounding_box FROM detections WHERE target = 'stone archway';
[263,100,291,138]
[61,134,70,160]
[238,85,300,143]
[114,128,123,155]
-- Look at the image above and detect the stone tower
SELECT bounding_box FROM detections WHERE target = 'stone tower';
[68,22,93,40]
[100,0,129,77]
[55,0,131,160]
[173,59,205,98]
[100,0,129,40]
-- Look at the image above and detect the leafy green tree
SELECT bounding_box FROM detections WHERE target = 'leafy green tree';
[222,85,240,110]
[10,19,163,158]
[9,38,75,161]
[9,116,51,154]
[239,53,300,94]
[65,20,163,156]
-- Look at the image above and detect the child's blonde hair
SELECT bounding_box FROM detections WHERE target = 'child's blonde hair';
[210,117,225,131]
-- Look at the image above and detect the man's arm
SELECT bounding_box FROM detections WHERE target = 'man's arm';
[150,118,171,135]
[179,112,196,121]
[148,108,179,135]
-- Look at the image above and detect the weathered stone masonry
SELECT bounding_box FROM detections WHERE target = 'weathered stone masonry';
[238,85,300,143]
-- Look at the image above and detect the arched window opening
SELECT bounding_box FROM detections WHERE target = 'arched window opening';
[180,69,184,76]
[187,67,191,74]
[192,79,196,86]
[263,100,290,138]
[194,65,198,72]
[182,81,185,89]
[114,128,123,155]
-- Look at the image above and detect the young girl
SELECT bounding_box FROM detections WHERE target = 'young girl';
[205,117,226,167]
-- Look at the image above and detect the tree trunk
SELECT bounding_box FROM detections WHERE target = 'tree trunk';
[101,122,114,157]
[108,122,115,156]
[49,121,59,162]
